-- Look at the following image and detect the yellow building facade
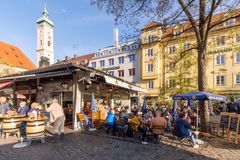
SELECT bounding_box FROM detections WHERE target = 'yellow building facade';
[140,16,240,102]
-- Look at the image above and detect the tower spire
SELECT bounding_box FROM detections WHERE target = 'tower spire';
[42,3,48,18]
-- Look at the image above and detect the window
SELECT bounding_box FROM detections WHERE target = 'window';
[118,70,124,77]
[236,74,240,84]
[91,62,96,68]
[147,64,154,72]
[147,49,153,57]
[128,54,136,62]
[48,41,51,47]
[216,75,225,86]
[108,71,114,76]
[129,68,135,76]
[100,60,105,67]
[216,55,225,65]
[236,34,240,43]
[168,79,176,88]
[184,43,191,50]
[122,46,129,51]
[236,53,240,63]
[216,36,225,46]
[109,58,114,66]
[169,46,176,54]
[147,81,154,89]
[118,57,124,64]
[148,35,154,43]
[225,19,234,26]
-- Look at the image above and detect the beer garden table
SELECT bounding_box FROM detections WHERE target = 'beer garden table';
[0,114,25,139]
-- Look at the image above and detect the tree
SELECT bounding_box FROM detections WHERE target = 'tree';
[91,0,240,131]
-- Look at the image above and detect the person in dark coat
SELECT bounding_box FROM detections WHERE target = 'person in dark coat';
[227,97,238,113]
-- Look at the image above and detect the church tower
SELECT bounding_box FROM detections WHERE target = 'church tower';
[36,5,54,67]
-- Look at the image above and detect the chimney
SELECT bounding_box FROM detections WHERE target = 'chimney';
[65,56,70,62]
[113,27,119,47]
[74,54,78,59]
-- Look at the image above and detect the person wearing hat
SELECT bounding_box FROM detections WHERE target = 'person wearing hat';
[46,99,66,143]
[0,96,10,115]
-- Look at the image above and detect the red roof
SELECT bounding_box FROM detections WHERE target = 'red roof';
[143,9,240,41]
[0,41,36,70]
[57,53,95,65]
[144,21,160,29]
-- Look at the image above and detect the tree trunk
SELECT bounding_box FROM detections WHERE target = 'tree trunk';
[198,46,209,132]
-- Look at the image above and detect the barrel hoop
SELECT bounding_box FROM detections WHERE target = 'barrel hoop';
[27,131,45,135]
[3,121,20,123]
[27,123,45,127]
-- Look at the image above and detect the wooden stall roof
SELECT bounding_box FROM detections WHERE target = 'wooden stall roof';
[0,62,146,93]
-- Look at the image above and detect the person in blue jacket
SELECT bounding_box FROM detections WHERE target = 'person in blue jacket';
[17,101,29,137]
[174,112,199,148]
[106,108,117,135]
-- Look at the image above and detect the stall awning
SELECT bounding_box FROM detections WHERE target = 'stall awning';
[0,81,13,89]
[104,75,147,93]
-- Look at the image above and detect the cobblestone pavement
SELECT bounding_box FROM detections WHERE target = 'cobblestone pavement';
[0,129,239,160]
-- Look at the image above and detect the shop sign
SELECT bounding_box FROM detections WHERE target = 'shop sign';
[103,66,120,71]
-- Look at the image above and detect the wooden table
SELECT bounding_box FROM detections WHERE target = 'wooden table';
[21,116,49,145]
[0,115,25,139]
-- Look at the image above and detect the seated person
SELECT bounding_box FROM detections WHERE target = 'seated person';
[116,111,128,136]
[105,108,117,135]
[17,101,29,116]
[150,111,166,140]
[164,110,172,131]
[28,102,41,117]
[174,112,199,148]
[130,111,148,145]
[0,96,10,115]
[144,109,154,122]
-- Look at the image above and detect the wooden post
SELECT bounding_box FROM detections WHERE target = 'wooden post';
[12,81,17,107]
[72,71,83,130]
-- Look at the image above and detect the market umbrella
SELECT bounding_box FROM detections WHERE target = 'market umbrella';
[89,93,97,131]
[142,96,147,117]
[172,100,178,120]
[172,91,227,140]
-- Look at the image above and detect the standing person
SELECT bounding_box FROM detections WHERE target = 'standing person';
[235,97,240,114]
[227,97,237,113]
[0,95,10,115]
[220,101,227,112]
[105,108,117,135]
[17,101,29,137]
[46,99,66,143]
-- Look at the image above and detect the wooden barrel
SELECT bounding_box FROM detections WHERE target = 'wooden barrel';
[26,120,45,138]
[2,118,21,133]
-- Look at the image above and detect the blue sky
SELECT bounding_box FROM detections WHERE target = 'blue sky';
[0,0,127,65]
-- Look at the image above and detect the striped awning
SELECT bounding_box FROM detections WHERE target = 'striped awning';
[0,81,13,89]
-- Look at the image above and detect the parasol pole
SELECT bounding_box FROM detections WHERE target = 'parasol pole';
[196,105,199,139]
